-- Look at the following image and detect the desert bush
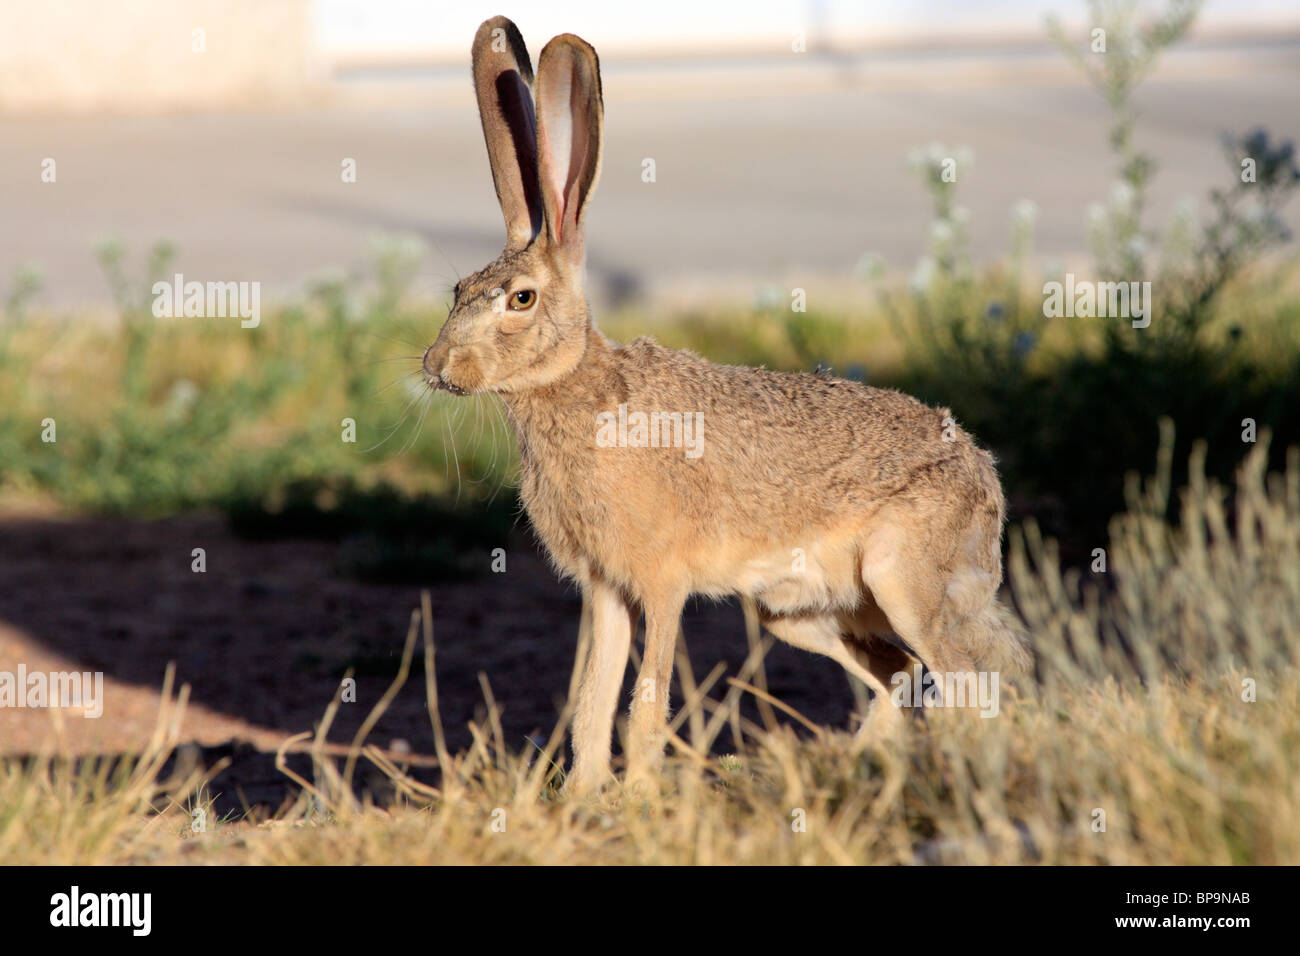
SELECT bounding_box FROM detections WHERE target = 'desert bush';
[876,0,1300,556]
[0,244,511,521]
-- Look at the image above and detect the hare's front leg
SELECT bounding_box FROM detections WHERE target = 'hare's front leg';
[626,594,686,784]
[568,579,636,795]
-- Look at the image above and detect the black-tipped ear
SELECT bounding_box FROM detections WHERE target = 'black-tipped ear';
[534,34,604,268]
[472,17,544,251]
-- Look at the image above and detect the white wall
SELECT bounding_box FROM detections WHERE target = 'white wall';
[0,0,317,113]
[314,0,1300,60]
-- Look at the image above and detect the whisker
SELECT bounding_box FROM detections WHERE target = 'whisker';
[397,387,435,456]
[485,397,512,507]
[361,385,427,453]
[437,396,452,473]
[465,395,497,487]
[375,370,423,398]
[431,241,462,283]
[361,329,429,353]
[448,401,465,503]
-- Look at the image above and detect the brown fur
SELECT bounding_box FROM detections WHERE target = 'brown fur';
[424,17,1031,793]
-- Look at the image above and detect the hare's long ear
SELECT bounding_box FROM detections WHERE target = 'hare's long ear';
[534,34,603,269]
[472,17,543,251]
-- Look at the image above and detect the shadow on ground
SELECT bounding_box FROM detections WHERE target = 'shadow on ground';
[0,512,860,816]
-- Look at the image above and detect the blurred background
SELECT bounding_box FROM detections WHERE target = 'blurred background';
[2,1,1298,810]
[3,0,1298,309]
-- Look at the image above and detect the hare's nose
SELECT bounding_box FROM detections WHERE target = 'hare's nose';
[422,344,439,379]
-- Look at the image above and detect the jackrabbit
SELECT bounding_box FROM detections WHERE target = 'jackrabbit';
[423,16,1031,793]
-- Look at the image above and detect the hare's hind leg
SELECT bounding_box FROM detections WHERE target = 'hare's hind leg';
[568,579,637,794]
[859,523,976,679]
[841,592,921,689]
[759,610,904,738]
[859,513,1022,700]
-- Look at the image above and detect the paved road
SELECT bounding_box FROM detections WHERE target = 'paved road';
[3,40,1298,313]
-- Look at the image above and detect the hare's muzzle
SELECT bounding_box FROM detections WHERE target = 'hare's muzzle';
[422,342,469,396]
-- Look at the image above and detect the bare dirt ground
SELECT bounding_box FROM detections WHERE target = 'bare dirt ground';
[0,513,858,814]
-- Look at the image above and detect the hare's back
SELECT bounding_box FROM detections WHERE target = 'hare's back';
[617,337,970,491]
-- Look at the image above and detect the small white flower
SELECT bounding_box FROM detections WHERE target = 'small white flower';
[1110,181,1136,212]
[754,284,782,310]
[1240,198,1268,226]
[1012,199,1039,226]
[164,379,200,421]
[909,256,937,294]
[854,252,885,281]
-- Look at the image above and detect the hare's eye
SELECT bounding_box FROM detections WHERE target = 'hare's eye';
[508,289,536,311]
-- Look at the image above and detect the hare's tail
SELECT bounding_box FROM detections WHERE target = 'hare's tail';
[972,598,1033,676]
[935,522,1034,671]
[935,577,1032,676]
[958,452,1032,677]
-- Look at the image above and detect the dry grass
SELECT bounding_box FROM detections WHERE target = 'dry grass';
[2,431,1297,865]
